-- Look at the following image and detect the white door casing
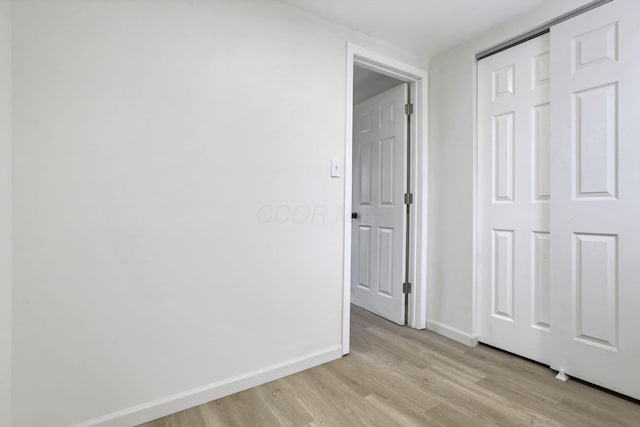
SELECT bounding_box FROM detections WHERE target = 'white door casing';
[352,83,408,325]
[550,0,640,399]
[478,34,552,364]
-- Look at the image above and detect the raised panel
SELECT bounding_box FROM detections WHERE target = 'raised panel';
[379,137,394,206]
[492,230,514,320]
[532,52,550,89]
[493,112,515,203]
[493,65,515,100]
[532,232,551,330]
[573,233,618,350]
[572,22,618,72]
[377,228,394,297]
[357,227,371,290]
[381,101,395,125]
[532,104,550,201]
[359,111,372,134]
[573,83,617,199]
[359,143,372,205]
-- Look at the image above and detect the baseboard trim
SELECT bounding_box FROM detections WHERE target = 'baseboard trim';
[426,319,478,347]
[71,346,343,427]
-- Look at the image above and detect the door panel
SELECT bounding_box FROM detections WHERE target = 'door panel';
[550,0,640,399]
[478,34,551,364]
[532,231,551,330]
[352,83,408,325]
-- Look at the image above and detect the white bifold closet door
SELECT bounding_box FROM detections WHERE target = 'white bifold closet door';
[478,35,552,364]
[550,0,640,399]
[478,0,640,399]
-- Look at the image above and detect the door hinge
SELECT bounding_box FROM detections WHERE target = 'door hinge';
[404,193,413,205]
[405,103,414,115]
[403,282,412,294]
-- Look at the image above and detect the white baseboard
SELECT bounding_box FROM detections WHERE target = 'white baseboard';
[71,346,343,427]
[426,319,478,347]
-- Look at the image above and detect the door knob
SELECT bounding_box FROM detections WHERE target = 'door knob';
[351,212,358,219]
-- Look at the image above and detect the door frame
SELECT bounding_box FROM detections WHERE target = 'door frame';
[342,43,428,354]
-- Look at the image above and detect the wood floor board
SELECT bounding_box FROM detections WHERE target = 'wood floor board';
[356,326,434,370]
[280,373,356,426]
[345,352,441,405]
[170,406,207,427]
[302,364,405,427]
[478,377,605,427]
[195,401,236,427]
[138,305,640,427]
[426,402,489,427]
[219,387,284,427]
[340,354,441,419]
[363,393,434,427]
[418,364,558,427]
[253,379,315,427]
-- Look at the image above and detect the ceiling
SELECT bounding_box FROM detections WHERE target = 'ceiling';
[353,65,399,92]
[353,65,404,104]
[278,0,547,58]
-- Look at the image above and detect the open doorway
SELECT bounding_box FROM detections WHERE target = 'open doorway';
[351,66,408,325]
[342,45,429,355]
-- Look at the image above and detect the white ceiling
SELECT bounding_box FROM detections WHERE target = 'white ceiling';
[353,65,399,91]
[353,65,404,104]
[278,0,547,58]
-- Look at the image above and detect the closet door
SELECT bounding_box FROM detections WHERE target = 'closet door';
[477,34,552,364]
[550,0,640,399]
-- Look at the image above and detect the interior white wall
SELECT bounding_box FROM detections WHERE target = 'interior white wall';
[10,1,427,426]
[353,68,403,105]
[0,2,11,426]
[427,0,594,340]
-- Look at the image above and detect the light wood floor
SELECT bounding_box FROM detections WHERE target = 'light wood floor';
[139,305,640,426]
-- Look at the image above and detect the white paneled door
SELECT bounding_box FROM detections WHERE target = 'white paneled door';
[352,83,408,325]
[550,0,640,399]
[478,35,552,364]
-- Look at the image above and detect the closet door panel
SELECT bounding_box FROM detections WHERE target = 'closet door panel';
[478,34,552,364]
[550,0,640,399]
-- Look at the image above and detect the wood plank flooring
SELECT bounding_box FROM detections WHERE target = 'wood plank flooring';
[139,305,640,426]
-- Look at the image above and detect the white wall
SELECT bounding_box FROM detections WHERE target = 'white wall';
[427,0,594,340]
[353,67,403,105]
[0,1,11,426]
[11,1,427,426]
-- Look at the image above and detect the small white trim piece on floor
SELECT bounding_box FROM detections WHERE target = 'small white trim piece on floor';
[426,319,478,347]
[69,346,343,427]
[555,369,570,382]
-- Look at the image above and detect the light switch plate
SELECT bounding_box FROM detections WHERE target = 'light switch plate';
[331,158,344,178]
